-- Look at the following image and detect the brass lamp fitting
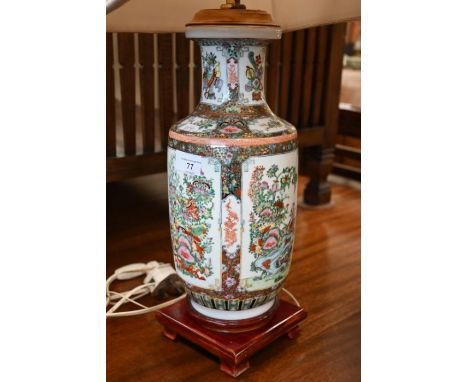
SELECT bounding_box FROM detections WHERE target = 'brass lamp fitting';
[220,0,246,9]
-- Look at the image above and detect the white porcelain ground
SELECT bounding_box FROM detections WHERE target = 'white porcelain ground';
[190,298,275,320]
[186,25,281,40]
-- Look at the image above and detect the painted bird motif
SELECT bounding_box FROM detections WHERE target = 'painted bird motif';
[206,68,218,90]
[253,232,293,277]
[204,64,222,98]
[185,199,199,220]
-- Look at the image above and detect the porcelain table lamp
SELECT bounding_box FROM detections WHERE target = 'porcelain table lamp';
[107,0,359,376]
[166,2,299,331]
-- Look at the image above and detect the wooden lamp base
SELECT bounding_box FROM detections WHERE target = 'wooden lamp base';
[155,298,307,377]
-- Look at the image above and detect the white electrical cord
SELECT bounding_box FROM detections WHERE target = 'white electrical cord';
[106,261,186,318]
[107,261,301,318]
[281,287,301,307]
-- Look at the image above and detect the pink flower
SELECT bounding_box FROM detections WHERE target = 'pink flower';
[260,208,272,217]
[178,236,191,248]
[260,181,269,189]
[268,228,280,238]
[263,236,278,250]
[272,183,279,192]
[177,246,194,262]
[225,277,236,287]
[220,126,242,134]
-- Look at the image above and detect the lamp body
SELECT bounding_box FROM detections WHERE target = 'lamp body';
[168,34,298,323]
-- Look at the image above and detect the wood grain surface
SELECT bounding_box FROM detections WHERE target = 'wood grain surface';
[107,175,361,381]
[155,298,307,377]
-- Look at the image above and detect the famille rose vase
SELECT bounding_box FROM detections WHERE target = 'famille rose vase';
[167,7,298,325]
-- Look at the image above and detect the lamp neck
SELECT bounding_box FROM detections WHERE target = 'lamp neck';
[198,39,267,106]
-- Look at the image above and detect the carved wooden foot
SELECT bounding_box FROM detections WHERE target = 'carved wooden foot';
[162,327,177,341]
[155,298,307,377]
[219,358,250,378]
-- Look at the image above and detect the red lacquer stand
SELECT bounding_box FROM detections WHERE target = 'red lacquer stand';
[155,298,307,377]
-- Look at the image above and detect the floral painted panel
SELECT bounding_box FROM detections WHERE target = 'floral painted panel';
[176,116,217,133]
[239,45,266,104]
[167,147,222,289]
[201,48,225,104]
[201,47,226,103]
[244,51,264,101]
[240,150,298,291]
[221,194,241,256]
[247,117,292,135]
[199,41,266,106]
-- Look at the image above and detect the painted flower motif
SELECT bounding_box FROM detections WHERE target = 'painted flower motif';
[224,294,234,299]
[185,199,199,220]
[225,152,234,164]
[178,236,191,248]
[268,228,280,238]
[220,125,242,134]
[267,164,279,177]
[261,225,271,234]
[225,251,237,259]
[221,264,227,273]
[263,236,278,250]
[234,264,241,274]
[255,54,262,65]
[245,51,263,101]
[193,181,210,195]
[260,181,269,189]
[225,277,236,288]
[168,153,215,281]
[252,92,262,101]
[202,52,222,100]
[274,200,284,209]
[247,162,298,279]
[177,246,194,262]
[260,208,272,217]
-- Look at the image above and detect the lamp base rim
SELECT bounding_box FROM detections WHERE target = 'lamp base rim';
[187,296,279,333]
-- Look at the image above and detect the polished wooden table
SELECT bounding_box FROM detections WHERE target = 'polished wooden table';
[107,175,361,381]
